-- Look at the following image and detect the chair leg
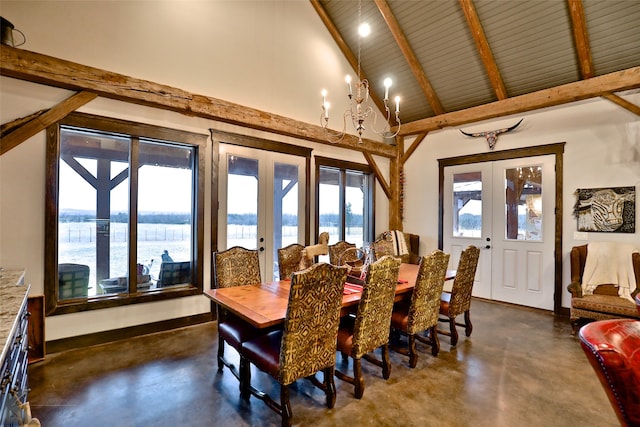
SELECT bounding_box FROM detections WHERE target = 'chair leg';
[324,367,337,408]
[408,334,418,368]
[429,326,440,357]
[464,310,473,337]
[381,344,391,380]
[239,356,251,400]
[353,358,365,399]
[449,317,459,346]
[217,336,225,372]
[570,318,578,334]
[280,384,292,427]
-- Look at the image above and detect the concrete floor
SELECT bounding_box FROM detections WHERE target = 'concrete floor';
[28,299,618,427]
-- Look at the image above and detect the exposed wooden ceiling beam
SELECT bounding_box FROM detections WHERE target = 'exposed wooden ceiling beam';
[459,0,507,100]
[374,0,445,115]
[1,91,97,155]
[0,45,396,159]
[309,0,391,125]
[399,66,640,135]
[602,93,640,116]
[567,0,594,79]
[1,109,46,136]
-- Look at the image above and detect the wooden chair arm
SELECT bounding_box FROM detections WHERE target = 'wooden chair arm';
[567,282,583,298]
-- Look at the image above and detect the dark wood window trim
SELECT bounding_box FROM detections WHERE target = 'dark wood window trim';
[45,112,207,316]
[438,142,565,315]
[314,156,375,244]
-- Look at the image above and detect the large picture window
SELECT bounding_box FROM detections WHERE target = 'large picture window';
[45,113,206,315]
[315,156,374,252]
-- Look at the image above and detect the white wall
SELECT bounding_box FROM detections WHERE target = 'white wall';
[0,1,387,341]
[402,95,640,309]
[0,1,638,342]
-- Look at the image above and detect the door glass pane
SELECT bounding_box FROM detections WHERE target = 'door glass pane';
[452,172,482,237]
[227,155,258,249]
[137,141,194,290]
[504,165,543,241]
[58,130,130,298]
[345,171,366,247]
[273,162,299,280]
[318,167,341,244]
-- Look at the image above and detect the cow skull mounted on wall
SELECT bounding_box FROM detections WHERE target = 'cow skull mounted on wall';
[460,118,524,150]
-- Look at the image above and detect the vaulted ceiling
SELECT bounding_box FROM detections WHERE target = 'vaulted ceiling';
[312,0,640,136]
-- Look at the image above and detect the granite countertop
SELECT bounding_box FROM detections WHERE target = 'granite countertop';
[0,269,28,367]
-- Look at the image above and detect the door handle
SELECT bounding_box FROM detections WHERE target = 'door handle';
[484,245,491,249]
[259,247,265,252]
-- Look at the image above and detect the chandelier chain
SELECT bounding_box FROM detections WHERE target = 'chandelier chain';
[319,0,401,144]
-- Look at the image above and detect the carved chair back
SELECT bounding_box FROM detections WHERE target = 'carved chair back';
[279,263,348,385]
[351,256,401,358]
[407,250,450,334]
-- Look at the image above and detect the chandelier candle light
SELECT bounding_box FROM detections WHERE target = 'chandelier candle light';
[321,2,401,144]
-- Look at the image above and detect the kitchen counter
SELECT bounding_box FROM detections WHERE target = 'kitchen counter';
[0,269,27,365]
[0,269,30,426]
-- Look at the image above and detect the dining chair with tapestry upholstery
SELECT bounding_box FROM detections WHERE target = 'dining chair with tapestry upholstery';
[390,250,450,368]
[372,236,395,260]
[329,240,365,278]
[335,255,401,398]
[372,231,420,264]
[241,263,348,427]
[213,246,263,387]
[438,245,480,346]
[277,243,306,281]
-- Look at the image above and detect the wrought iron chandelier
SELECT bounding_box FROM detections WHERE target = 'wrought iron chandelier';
[320,0,401,144]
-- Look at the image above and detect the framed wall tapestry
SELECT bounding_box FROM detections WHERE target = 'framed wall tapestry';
[573,186,636,233]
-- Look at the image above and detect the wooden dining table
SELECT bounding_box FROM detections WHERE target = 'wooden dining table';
[204,263,456,329]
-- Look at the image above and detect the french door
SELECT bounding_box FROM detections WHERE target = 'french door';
[218,144,305,282]
[443,155,556,310]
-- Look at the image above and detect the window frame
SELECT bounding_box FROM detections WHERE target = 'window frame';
[45,112,206,316]
[314,156,375,245]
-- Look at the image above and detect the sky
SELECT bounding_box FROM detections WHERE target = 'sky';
[60,161,193,213]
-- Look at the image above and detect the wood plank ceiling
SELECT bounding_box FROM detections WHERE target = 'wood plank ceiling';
[312,0,640,135]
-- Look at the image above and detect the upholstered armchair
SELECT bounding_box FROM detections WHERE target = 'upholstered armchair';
[390,250,450,367]
[579,319,640,427]
[438,245,480,346]
[335,256,401,398]
[567,244,640,333]
[212,246,263,386]
[58,263,90,298]
[241,263,348,427]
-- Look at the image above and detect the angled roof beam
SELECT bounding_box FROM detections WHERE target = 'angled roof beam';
[567,0,594,79]
[402,132,428,164]
[602,93,640,116]
[399,66,640,135]
[1,91,97,155]
[0,45,395,158]
[362,151,391,199]
[459,0,508,100]
[374,0,445,114]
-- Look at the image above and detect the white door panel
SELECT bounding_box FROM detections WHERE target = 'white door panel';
[491,155,555,309]
[443,163,492,299]
[218,144,305,282]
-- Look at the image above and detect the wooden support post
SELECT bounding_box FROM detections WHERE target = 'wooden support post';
[389,136,404,230]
